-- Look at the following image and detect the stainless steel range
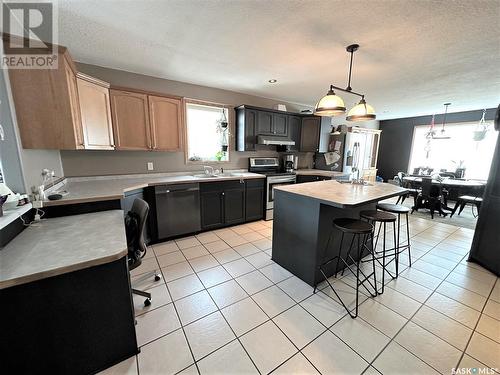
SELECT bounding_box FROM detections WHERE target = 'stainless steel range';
[249,157,296,220]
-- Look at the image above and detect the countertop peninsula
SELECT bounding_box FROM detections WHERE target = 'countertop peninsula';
[275,180,407,208]
[295,169,348,178]
[43,171,265,207]
[0,210,127,289]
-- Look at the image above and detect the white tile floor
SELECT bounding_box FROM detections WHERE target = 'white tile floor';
[104,213,499,375]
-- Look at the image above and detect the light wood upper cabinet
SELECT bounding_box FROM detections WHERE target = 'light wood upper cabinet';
[109,89,151,150]
[148,95,183,151]
[7,48,84,149]
[76,74,114,150]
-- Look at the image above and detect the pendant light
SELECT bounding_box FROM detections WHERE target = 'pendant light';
[314,44,376,121]
[346,98,376,121]
[314,86,345,116]
[433,103,451,140]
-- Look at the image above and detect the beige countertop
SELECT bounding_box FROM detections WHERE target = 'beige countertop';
[43,171,265,207]
[275,180,407,208]
[0,210,127,289]
[295,169,348,177]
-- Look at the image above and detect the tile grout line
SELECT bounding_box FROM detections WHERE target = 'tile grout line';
[367,226,492,374]
[455,277,499,368]
[152,238,201,375]
[134,220,493,375]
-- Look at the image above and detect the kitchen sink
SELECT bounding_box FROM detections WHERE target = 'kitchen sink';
[193,172,247,179]
[193,174,221,179]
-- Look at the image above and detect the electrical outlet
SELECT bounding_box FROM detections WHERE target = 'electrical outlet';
[147,162,154,171]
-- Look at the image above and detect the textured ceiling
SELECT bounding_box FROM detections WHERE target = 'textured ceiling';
[58,0,500,120]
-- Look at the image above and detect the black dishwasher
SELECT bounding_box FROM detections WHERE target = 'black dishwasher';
[155,183,201,239]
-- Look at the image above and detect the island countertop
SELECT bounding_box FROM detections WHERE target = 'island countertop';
[275,180,407,208]
[0,210,127,289]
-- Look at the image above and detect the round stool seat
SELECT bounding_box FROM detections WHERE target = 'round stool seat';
[360,210,396,223]
[333,218,373,234]
[376,203,410,214]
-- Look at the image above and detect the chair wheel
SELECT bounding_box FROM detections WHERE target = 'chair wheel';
[154,274,161,282]
[144,298,151,307]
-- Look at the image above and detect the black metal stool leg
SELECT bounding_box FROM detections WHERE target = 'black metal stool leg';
[405,212,412,267]
[340,234,356,276]
[314,229,333,294]
[370,233,378,296]
[396,213,400,277]
[381,222,386,294]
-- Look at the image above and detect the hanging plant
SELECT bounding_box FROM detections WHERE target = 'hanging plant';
[473,109,488,141]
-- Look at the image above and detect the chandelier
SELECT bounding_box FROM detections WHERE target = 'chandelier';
[314,44,375,121]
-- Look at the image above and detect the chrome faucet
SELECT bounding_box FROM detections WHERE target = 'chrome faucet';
[203,165,215,176]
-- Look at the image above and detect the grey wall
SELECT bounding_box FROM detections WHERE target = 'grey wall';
[61,63,314,177]
[0,70,25,193]
[1,69,64,193]
[377,108,497,181]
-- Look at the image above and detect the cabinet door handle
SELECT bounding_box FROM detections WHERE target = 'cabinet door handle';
[221,192,225,196]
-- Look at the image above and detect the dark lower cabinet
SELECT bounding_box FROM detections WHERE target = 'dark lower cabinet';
[245,179,265,221]
[224,187,246,225]
[200,180,246,230]
[200,189,224,230]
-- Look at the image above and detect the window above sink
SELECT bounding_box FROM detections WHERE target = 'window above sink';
[186,100,230,163]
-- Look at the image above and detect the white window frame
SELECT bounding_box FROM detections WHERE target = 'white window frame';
[406,121,496,180]
[184,99,232,165]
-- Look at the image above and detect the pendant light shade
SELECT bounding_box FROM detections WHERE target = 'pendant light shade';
[314,86,346,117]
[314,44,376,121]
[346,98,376,122]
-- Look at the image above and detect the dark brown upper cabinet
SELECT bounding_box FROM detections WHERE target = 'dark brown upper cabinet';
[272,113,288,136]
[300,117,321,152]
[256,111,273,135]
[288,115,302,152]
[235,105,320,152]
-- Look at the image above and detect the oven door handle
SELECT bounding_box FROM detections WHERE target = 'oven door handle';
[268,177,296,184]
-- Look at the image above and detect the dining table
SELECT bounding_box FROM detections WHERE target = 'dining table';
[403,176,486,211]
[403,176,486,189]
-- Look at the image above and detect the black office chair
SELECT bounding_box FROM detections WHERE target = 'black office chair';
[126,198,161,306]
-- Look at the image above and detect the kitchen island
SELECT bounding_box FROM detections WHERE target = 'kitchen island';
[272,181,407,286]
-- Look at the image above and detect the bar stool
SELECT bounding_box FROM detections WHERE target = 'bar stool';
[314,218,377,318]
[376,203,412,276]
[359,210,397,294]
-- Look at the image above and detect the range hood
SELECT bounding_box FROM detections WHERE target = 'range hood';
[257,136,295,146]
